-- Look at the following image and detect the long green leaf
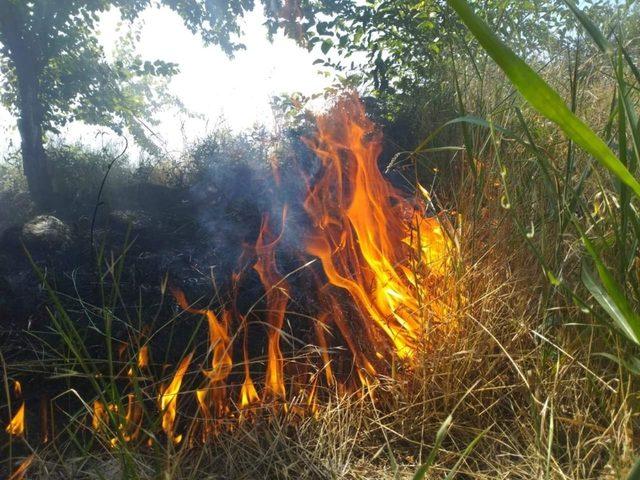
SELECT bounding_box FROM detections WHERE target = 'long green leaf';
[582,264,640,345]
[562,0,613,54]
[413,414,453,480]
[443,426,489,480]
[445,0,640,198]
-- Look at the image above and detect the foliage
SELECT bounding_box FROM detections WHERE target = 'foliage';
[437,0,640,360]
[295,1,559,94]
[0,1,178,143]
[0,0,311,204]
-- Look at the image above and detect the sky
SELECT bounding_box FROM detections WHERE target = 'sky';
[0,4,335,160]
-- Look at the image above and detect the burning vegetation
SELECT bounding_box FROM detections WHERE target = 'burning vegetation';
[3,96,457,452]
[3,1,640,478]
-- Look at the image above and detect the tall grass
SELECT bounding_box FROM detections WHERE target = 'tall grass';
[441,0,640,362]
[2,1,639,478]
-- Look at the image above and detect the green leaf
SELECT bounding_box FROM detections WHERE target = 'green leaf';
[562,0,613,55]
[321,39,334,54]
[413,414,452,480]
[582,264,640,345]
[445,0,640,198]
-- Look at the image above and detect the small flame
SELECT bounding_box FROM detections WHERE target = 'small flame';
[8,454,34,480]
[127,344,150,377]
[138,345,150,369]
[6,402,25,436]
[239,374,260,410]
[159,353,193,444]
[239,315,260,409]
[92,400,107,431]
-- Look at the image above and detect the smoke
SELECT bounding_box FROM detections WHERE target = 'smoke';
[186,125,318,287]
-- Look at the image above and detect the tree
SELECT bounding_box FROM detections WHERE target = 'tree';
[0,0,283,208]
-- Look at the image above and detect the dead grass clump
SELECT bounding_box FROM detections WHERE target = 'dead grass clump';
[10,180,635,480]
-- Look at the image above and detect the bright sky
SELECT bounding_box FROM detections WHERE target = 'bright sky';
[0,5,335,159]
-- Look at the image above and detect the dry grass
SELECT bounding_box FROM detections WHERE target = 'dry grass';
[6,168,636,480]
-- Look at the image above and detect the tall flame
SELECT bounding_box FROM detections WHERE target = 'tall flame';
[172,289,233,383]
[254,209,290,401]
[6,380,25,437]
[159,353,193,444]
[238,315,260,409]
[304,96,453,364]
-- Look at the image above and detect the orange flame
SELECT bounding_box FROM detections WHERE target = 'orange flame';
[122,393,143,442]
[6,380,25,437]
[254,210,291,401]
[314,314,335,386]
[172,289,233,384]
[127,344,150,377]
[304,96,453,365]
[23,95,456,445]
[195,387,213,440]
[6,402,25,437]
[137,345,150,369]
[238,315,260,409]
[92,400,107,431]
[8,454,34,480]
[159,353,193,444]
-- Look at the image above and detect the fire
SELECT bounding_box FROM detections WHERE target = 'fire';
[253,210,290,401]
[122,393,143,442]
[172,288,235,429]
[314,314,335,386]
[238,315,260,409]
[159,353,193,444]
[304,96,453,363]
[92,399,107,431]
[172,289,232,383]
[6,402,25,437]
[6,381,25,437]
[137,345,149,369]
[127,344,150,377]
[8,454,34,480]
[10,95,456,447]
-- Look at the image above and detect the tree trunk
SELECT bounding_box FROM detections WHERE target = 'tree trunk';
[0,1,54,209]
[16,65,53,209]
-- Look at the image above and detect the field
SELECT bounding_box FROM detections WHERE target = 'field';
[1,1,639,479]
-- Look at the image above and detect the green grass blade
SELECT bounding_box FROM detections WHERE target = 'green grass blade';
[582,264,640,345]
[445,0,640,198]
[413,414,453,480]
[620,39,640,86]
[443,426,489,480]
[562,0,613,54]
[595,352,640,376]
